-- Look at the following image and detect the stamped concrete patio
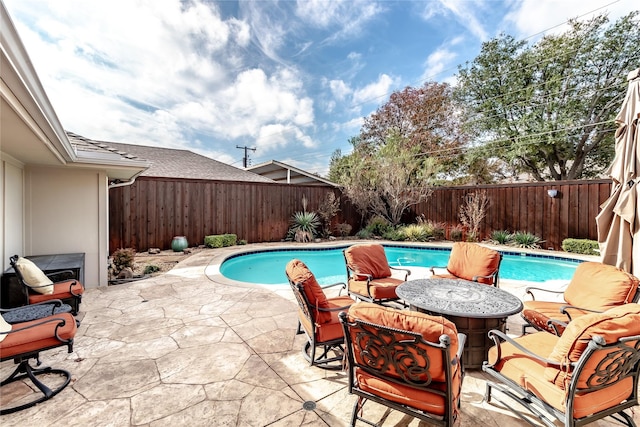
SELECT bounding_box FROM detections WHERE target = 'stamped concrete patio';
[1,245,637,426]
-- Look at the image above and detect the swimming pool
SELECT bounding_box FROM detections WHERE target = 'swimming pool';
[219,244,582,285]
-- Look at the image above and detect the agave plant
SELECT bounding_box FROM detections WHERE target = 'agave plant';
[511,231,542,249]
[490,230,513,245]
[288,211,321,242]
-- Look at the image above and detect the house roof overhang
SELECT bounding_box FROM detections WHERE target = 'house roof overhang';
[0,3,148,180]
[247,160,338,187]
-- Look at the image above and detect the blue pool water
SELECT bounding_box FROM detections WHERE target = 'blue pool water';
[219,245,581,285]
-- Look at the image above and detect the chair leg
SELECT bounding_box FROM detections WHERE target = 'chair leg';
[1,359,71,415]
[302,341,344,370]
[350,396,366,427]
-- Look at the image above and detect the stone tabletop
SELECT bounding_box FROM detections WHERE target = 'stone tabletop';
[397,278,523,318]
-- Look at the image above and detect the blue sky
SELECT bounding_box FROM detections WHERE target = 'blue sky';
[4,0,636,176]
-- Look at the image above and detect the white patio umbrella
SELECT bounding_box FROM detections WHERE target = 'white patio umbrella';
[596,68,640,276]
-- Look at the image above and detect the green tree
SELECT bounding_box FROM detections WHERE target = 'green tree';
[455,12,640,181]
[331,133,435,225]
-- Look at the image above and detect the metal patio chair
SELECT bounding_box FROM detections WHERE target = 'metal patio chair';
[429,242,502,286]
[339,302,466,426]
[521,261,639,335]
[9,255,84,315]
[285,259,353,369]
[0,300,77,414]
[484,303,640,427]
[343,243,410,305]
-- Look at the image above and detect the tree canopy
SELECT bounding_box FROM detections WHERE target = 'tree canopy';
[329,82,462,223]
[455,12,640,181]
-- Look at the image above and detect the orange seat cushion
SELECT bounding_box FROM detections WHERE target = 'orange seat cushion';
[356,362,462,416]
[347,277,403,300]
[348,302,459,383]
[298,296,353,343]
[488,332,634,419]
[344,244,392,279]
[446,242,500,285]
[0,313,77,359]
[563,262,639,310]
[544,303,640,388]
[28,280,84,305]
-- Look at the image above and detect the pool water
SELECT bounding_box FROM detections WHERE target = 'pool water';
[219,245,581,285]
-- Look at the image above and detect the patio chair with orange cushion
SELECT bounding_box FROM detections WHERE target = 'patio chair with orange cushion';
[521,261,639,335]
[483,303,640,427]
[343,243,410,305]
[0,300,78,414]
[285,259,353,369]
[10,255,84,315]
[429,242,502,286]
[339,302,466,427]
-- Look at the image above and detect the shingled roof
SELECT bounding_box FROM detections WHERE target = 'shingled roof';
[67,132,275,183]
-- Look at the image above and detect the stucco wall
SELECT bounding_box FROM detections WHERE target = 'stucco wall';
[24,166,109,288]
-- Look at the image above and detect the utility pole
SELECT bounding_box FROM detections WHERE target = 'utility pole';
[236,145,256,168]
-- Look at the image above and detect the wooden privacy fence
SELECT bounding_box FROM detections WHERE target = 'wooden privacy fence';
[109,177,612,254]
[108,177,346,253]
[406,179,612,251]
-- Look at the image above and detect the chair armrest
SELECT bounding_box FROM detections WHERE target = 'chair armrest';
[547,318,568,336]
[471,273,496,283]
[316,302,352,312]
[46,269,76,282]
[0,313,71,335]
[560,305,602,321]
[524,286,564,301]
[485,329,566,368]
[390,266,411,281]
[429,265,447,275]
[320,282,346,290]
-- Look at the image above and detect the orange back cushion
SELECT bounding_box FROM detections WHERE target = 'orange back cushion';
[285,259,331,323]
[446,242,501,284]
[564,262,639,310]
[544,303,640,388]
[347,302,459,383]
[344,244,392,279]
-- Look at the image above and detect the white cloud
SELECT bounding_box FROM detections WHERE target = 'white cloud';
[352,74,396,106]
[422,47,458,81]
[329,80,352,100]
[5,0,315,155]
[505,0,636,38]
[421,0,489,40]
[295,0,384,41]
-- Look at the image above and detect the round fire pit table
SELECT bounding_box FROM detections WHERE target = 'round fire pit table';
[396,278,523,369]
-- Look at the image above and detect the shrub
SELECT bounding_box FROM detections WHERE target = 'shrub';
[449,224,463,241]
[400,224,430,242]
[238,239,248,245]
[355,228,373,239]
[144,264,161,274]
[382,228,406,241]
[421,220,446,240]
[490,230,513,245]
[111,248,135,274]
[335,222,352,237]
[511,231,542,249]
[366,216,392,236]
[459,190,489,242]
[562,238,599,255]
[205,234,238,248]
